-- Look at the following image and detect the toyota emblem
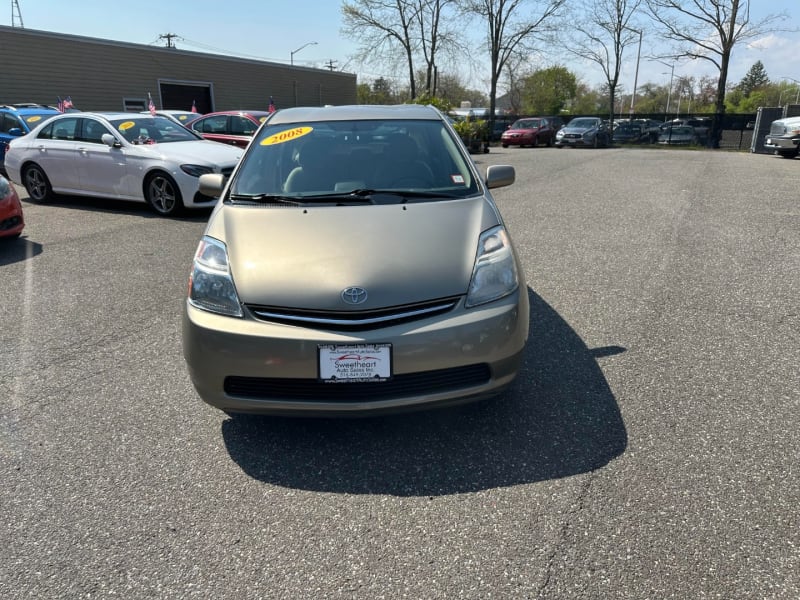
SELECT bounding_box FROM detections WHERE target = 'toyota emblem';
[341,287,368,305]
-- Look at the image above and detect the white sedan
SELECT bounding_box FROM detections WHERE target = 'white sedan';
[5,112,243,216]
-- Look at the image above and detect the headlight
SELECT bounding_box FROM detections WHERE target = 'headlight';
[187,236,243,317]
[466,226,519,308]
[181,164,214,177]
[556,130,565,139]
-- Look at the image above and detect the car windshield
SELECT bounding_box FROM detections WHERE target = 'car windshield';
[108,116,202,144]
[229,118,480,201]
[512,119,540,129]
[568,119,598,129]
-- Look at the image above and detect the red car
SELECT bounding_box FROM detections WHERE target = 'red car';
[187,110,271,148]
[500,117,558,148]
[0,174,24,239]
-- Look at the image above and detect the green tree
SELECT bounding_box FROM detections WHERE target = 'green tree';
[519,66,577,115]
[737,60,769,96]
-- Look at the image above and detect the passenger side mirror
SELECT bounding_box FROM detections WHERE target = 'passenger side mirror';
[486,165,515,189]
[101,133,121,148]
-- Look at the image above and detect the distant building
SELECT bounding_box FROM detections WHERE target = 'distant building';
[0,25,357,113]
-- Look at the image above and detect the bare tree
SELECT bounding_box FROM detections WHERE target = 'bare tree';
[342,0,462,100]
[567,0,644,127]
[645,0,788,146]
[459,0,566,132]
[342,0,422,98]
[414,0,461,96]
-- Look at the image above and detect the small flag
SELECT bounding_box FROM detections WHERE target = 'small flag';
[63,96,73,110]
[148,92,156,116]
[191,100,198,114]
[268,96,276,113]
[56,96,64,113]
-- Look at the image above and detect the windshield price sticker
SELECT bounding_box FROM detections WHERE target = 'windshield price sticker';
[261,126,313,146]
[319,344,392,382]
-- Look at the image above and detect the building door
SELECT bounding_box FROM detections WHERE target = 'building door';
[159,82,213,114]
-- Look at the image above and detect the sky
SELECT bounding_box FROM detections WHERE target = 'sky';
[7,0,800,98]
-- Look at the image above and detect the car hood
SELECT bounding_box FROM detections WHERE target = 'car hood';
[503,127,540,135]
[207,197,501,310]
[561,125,597,134]
[133,140,242,165]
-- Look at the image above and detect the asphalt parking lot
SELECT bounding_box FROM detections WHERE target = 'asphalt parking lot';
[1,146,798,599]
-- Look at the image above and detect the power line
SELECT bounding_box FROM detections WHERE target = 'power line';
[158,33,179,49]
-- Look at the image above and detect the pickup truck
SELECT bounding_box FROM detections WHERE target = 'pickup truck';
[763,116,800,158]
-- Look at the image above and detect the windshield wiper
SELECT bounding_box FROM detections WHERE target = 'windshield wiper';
[228,193,304,206]
[302,189,460,204]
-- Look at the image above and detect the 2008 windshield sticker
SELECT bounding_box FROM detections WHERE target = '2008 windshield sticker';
[261,126,313,146]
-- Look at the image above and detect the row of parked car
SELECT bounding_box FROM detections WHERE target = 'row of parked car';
[0,103,285,221]
[496,114,714,149]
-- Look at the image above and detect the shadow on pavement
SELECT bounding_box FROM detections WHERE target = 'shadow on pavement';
[221,288,628,496]
[0,236,43,266]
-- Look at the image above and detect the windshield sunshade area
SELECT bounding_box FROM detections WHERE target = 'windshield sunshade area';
[110,116,202,144]
[229,118,479,202]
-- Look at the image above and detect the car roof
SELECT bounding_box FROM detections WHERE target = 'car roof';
[55,112,167,120]
[200,110,272,117]
[266,104,443,124]
[0,104,61,114]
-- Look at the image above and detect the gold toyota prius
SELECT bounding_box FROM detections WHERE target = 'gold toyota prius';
[182,104,529,416]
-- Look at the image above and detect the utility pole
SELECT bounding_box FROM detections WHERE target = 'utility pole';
[158,33,179,48]
[325,59,337,71]
[11,0,24,28]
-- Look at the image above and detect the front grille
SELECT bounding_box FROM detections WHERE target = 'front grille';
[563,133,582,139]
[246,296,461,331]
[0,215,21,231]
[224,363,491,402]
[770,123,787,135]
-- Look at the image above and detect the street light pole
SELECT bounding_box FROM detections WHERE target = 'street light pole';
[656,60,675,122]
[628,28,642,119]
[291,41,318,66]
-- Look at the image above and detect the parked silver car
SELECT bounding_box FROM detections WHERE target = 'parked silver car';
[182,104,529,417]
[555,117,611,148]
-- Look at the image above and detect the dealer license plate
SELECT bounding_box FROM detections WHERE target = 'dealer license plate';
[318,343,392,382]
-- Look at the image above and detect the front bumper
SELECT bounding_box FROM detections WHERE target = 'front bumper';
[763,136,800,151]
[555,136,591,147]
[182,291,529,416]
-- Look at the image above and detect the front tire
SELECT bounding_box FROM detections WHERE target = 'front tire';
[145,172,184,216]
[777,150,799,159]
[22,164,53,202]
